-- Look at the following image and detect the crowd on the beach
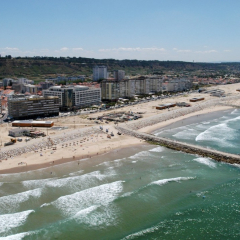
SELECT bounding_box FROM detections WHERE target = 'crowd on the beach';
[0,127,102,161]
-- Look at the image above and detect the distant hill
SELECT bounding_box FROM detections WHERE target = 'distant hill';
[0,56,240,83]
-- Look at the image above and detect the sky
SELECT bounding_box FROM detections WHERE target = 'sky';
[1,0,240,62]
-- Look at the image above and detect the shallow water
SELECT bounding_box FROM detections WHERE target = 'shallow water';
[1,110,240,239]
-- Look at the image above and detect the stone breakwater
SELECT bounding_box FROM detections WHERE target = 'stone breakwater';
[115,126,240,164]
[125,95,240,131]
[0,127,102,161]
[115,96,240,164]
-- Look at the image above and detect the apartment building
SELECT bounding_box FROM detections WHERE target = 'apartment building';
[43,85,101,110]
[93,66,108,81]
[23,84,38,94]
[164,78,192,92]
[8,96,60,120]
[101,76,163,100]
[113,70,125,81]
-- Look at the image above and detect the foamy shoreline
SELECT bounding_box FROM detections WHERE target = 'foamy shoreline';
[1,83,240,173]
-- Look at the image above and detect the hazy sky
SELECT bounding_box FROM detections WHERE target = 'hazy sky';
[1,0,239,62]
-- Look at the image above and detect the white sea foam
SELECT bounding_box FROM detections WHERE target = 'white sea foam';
[21,178,53,189]
[40,203,51,208]
[151,177,195,186]
[0,210,34,234]
[0,232,31,240]
[202,121,210,125]
[193,157,216,168]
[226,115,240,123]
[114,158,126,162]
[121,192,134,198]
[72,205,98,219]
[149,146,165,152]
[129,151,151,159]
[22,171,108,191]
[231,109,238,115]
[53,181,124,216]
[233,163,240,168]
[173,128,199,140]
[168,163,182,167]
[46,171,107,189]
[122,223,160,239]
[95,161,111,167]
[0,188,42,213]
[196,191,208,197]
[195,122,236,147]
[69,170,84,176]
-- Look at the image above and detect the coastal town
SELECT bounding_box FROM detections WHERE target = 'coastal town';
[1,64,240,173]
[2,2,240,239]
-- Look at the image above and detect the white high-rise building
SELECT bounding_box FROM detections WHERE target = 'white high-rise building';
[93,66,108,81]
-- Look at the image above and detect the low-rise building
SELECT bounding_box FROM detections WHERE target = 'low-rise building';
[9,128,30,137]
[12,120,54,127]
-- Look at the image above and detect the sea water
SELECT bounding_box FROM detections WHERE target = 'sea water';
[1,109,240,239]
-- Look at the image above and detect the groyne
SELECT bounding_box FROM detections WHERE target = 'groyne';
[115,95,240,164]
[125,95,240,131]
[116,126,240,164]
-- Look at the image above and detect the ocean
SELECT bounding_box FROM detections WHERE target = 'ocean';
[1,109,240,240]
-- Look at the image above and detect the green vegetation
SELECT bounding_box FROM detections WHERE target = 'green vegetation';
[0,56,240,83]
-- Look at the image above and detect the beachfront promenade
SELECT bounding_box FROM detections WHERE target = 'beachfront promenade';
[116,95,240,164]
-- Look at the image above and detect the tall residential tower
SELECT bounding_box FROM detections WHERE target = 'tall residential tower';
[93,66,108,81]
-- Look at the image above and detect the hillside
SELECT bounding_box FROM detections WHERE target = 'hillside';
[0,57,240,83]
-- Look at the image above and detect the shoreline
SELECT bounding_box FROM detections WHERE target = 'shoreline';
[0,139,144,174]
[139,105,232,134]
[0,105,233,174]
[151,107,233,134]
[1,81,240,174]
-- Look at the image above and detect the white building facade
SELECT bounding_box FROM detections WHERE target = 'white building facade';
[43,85,101,110]
[101,77,163,100]
[93,66,108,81]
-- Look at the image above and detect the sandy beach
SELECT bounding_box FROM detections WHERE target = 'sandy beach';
[1,83,240,173]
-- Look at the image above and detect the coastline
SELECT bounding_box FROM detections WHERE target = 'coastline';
[1,82,240,174]
[0,135,143,174]
[150,107,233,134]
[139,105,232,134]
[0,105,232,174]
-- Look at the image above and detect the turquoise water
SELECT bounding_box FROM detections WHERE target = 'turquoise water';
[1,109,240,239]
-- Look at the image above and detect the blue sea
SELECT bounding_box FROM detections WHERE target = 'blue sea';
[1,109,240,240]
